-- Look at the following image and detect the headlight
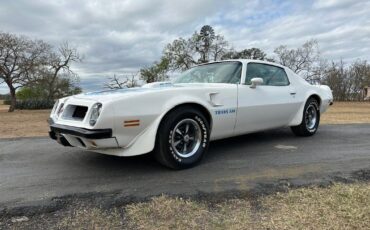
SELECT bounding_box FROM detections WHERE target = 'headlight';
[57,103,65,117]
[51,100,59,114]
[89,103,102,126]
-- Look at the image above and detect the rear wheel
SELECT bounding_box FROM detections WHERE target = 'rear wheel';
[154,106,210,169]
[291,97,320,136]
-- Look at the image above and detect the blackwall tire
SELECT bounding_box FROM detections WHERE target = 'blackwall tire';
[291,98,320,137]
[154,106,210,169]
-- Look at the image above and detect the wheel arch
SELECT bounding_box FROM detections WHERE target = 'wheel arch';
[289,93,322,126]
[159,102,213,131]
[309,94,322,108]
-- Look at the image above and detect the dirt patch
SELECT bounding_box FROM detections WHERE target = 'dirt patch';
[0,102,50,138]
[321,102,370,124]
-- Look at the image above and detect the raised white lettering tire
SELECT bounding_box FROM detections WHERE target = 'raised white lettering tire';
[154,106,210,169]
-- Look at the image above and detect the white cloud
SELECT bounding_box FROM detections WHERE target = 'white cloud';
[313,0,354,9]
[0,0,369,93]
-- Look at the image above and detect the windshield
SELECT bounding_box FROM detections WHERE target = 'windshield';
[173,62,242,84]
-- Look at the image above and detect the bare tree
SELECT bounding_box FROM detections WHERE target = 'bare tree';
[210,35,229,61]
[45,42,82,100]
[0,32,50,112]
[222,47,268,60]
[104,73,139,89]
[321,59,370,101]
[274,39,320,80]
[323,60,346,101]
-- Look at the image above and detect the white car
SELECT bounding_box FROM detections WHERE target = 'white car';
[49,60,333,169]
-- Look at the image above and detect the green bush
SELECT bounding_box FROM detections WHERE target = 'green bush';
[3,100,11,105]
[15,99,55,110]
[0,94,10,100]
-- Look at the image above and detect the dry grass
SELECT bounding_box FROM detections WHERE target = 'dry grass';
[0,101,50,138]
[321,101,370,124]
[123,183,370,230]
[57,206,123,230]
[46,183,369,230]
[126,196,216,229]
[259,183,370,229]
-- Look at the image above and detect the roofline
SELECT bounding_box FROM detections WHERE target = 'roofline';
[196,59,287,69]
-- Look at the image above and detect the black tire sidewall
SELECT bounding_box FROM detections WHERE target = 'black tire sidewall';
[304,99,320,134]
[157,108,210,168]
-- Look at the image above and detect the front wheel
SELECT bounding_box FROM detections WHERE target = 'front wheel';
[291,98,320,136]
[154,106,210,169]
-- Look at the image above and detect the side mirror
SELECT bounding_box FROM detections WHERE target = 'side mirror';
[250,77,263,88]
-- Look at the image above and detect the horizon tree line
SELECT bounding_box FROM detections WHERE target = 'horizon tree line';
[1,25,370,113]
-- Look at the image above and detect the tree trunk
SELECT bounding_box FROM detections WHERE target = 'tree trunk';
[7,84,17,112]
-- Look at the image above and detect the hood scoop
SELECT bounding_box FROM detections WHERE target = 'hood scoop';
[142,82,174,88]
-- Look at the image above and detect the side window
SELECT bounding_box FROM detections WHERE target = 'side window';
[245,63,289,86]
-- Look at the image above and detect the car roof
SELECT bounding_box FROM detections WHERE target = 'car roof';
[218,59,287,69]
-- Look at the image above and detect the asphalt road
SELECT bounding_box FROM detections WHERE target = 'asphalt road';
[0,124,369,208]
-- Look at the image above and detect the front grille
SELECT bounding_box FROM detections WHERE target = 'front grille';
[62,105,88,121]
[72,106,88,119]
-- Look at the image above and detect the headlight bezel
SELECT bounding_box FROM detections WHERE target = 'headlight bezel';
[56,102,65,117]
[89,103,103,126]
[51,100,59,114]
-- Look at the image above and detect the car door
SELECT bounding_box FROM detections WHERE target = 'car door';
[234,62,299,135]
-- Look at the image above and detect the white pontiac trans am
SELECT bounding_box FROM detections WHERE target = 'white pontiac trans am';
[49,60,333,169]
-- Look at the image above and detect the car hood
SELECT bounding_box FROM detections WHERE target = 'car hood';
[72,82,180,102]
[72,82,235,102]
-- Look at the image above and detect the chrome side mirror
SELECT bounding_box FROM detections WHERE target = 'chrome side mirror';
[250,77,263,88]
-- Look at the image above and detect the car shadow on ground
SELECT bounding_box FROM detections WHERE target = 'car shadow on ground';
[79,127,298,173]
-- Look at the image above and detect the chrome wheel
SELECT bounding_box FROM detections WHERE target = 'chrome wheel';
[171,118,202,158]
[305,104,317,130]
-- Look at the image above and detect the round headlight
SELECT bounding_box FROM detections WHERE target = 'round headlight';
[89,103,102,126]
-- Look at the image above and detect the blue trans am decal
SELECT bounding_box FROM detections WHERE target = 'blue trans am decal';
[215,108,236,115]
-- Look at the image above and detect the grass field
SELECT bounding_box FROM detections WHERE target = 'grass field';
[321,102,370,124]
[4,182,369,229]
[0,101,369,138]
[124,183,370,229]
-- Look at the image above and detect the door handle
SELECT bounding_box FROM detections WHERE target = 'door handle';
[290,92,296,95]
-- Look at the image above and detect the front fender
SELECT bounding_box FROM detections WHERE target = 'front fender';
[101,95,212,157]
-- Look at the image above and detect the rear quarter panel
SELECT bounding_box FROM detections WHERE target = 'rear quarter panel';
[286,69,333,126]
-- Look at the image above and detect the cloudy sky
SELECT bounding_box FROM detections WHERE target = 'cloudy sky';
[1,0,369,93]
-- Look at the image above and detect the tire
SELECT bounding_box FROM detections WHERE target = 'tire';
[291,97,320,137]
[154,106,210,169]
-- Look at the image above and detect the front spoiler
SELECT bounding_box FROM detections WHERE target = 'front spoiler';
[48,119,112,140]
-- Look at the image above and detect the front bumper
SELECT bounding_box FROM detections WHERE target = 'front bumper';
[48,118,112,139]
[48,118,116,149]
[49,123,112,139]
